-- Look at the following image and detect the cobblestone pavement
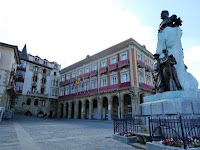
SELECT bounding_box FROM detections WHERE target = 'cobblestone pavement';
[0,114,138,150]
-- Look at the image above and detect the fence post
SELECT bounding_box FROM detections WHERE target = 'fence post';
[148,117,152,142]
[180,116,186,149]
[113,118,115,134]
[159,118,163,140]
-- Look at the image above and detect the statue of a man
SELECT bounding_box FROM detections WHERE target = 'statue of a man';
[158,10,182,32]
[160,49,182,91]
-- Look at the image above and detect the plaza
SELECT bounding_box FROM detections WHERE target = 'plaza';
[0,114,140,150]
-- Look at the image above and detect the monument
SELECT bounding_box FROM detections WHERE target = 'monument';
[136,10,200,118]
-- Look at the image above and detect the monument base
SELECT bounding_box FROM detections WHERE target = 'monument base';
[136,91,200,117]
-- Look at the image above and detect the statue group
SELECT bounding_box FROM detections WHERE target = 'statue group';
[153,10,198,93]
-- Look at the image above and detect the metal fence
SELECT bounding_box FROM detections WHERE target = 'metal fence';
[148,116,200,149]
[113,117,142,135]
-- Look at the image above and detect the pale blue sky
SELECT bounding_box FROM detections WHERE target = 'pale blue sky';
[0,0,199,87]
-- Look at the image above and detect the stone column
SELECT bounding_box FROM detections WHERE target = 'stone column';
[74,100,78,119]
[63,102,67,118]
[68,102,72,119]
[121,99,124,119]
[107,98,112,120]
[81,100,86,119]
[57,102,61,118]
[97,98,103,120]
[89,99,93,120]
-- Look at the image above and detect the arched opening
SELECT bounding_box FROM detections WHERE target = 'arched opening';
[34,99,38,106]
[71,102,74,119]
[66,103,68,118]
[37,111,44,118]
[60,103,64,118]
[102,97,108,120]
[24,110,32,116]
[112,96,119,119]
[43,69,46,75]
[124,94,132,118]
[49,110,53,118]
[140,93,144,104]
[78,101,82,119]
[93,99,98,119]
[26,98,31,105]
[85,100,89,119]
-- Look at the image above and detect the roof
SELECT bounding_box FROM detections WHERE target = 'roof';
[20,44,28,59]
[61,38,153,74]
[0,42,20,64]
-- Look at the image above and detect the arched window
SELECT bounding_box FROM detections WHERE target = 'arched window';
[34,100,38,106]
[43,69,46,74]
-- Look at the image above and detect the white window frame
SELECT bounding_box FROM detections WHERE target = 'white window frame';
[93,64,97,71]
[120,68,130,83]
[91,80,97,89]
[67,74,70,80]
[137,54,141,61]
[72,72,76,78]
[85,67,89,73]
[120,52,127,61]
[61,76,65,82]
[110,56,117,64]
[101,60,107,67]
[65,86,69,95]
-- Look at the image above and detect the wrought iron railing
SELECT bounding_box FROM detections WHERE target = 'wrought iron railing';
[113,117,142,136]
[148,116,200,149]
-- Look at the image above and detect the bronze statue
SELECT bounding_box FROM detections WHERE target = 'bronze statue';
[158,10,182,32]
[153,50,182,93]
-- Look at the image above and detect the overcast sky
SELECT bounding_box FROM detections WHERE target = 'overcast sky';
[0,0,199,88]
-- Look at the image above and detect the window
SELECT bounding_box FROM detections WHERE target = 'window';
[41,87,45,94]
[91,80,97,89]
[35,58,39,62]
[121,53,127,61]
[139,72,144,83]
[42,78,46,84]
[34,66,38,72]
[34,100,38,106]
[55,89,58,97]
[111,76,117,85]
[121,73,129,83]
[111,57,116,64]
[145,59,148,66]
[93,65,97,71]
[147,76,151,85]
[62,76,65,82]
[16,82,23,92]
[33,76,37,82]
[26,98,31,105]
[56,81,58,87]
[101,78,107,87]
[102,61,107,67]
[85,82,89,91]
[65,86,69,95]
[137,54,141,61]
[52,89,55,96]
[54,72,56,76]
[41,100,45,106]
[32,86,36,93]
[78,85,82,92]
[79,70,82,75]
[72,73,76,78]
[85,68,89,73]
[60,88,64,96]
[43,69,46,74]
[67,74,70,80]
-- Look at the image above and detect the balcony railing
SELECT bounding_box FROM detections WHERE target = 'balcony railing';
[70,78,75,83]
[99,82,130,93]
[99,67,107,74]
[118,59,129,68]
[83,73,90,79]
[139,82,153,91]
[17,67,26,72]
[108,63,117,71]
[64,79,70,85]
[90,70,97,77]
[137,60,145,68]
[145,65,152,72]
[59,81,65,86]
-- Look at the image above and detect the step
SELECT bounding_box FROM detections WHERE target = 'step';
[129,142,146,150]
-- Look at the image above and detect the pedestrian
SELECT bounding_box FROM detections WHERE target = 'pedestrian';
[44,114,48,121]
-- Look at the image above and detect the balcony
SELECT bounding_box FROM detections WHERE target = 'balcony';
[139,82,153,91]
[118,59,129,68]
[90,70,97,77]
[76,89,98,97]
[83,73,90,79]
[99,67,107,74]
[145,65,152,72]
[7,81,17,94]
[137,60,145,68]
[108,63,117,71]
[78,75,83,80]
[64,79,70,85]
[59,81,65,86]
[27,91,48,98]
[99,82,130,93]
[16,75,24,82]
[70,78,75,83]
[59,94,74,100]
[17,67,26,72]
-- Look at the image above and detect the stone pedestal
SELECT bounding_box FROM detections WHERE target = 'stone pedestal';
[136,90,200,118]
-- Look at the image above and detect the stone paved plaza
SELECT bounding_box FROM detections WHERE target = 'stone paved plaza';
[0,114,138,150]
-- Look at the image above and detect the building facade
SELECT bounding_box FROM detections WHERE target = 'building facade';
[0,42,20,120]
[14,45,61,118]
[58,38,154,120]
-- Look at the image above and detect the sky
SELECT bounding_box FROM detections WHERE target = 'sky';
[0,0,199,88]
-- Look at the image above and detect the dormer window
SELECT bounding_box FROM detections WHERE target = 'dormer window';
[34,66,38,72]
[35,57,39,62]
